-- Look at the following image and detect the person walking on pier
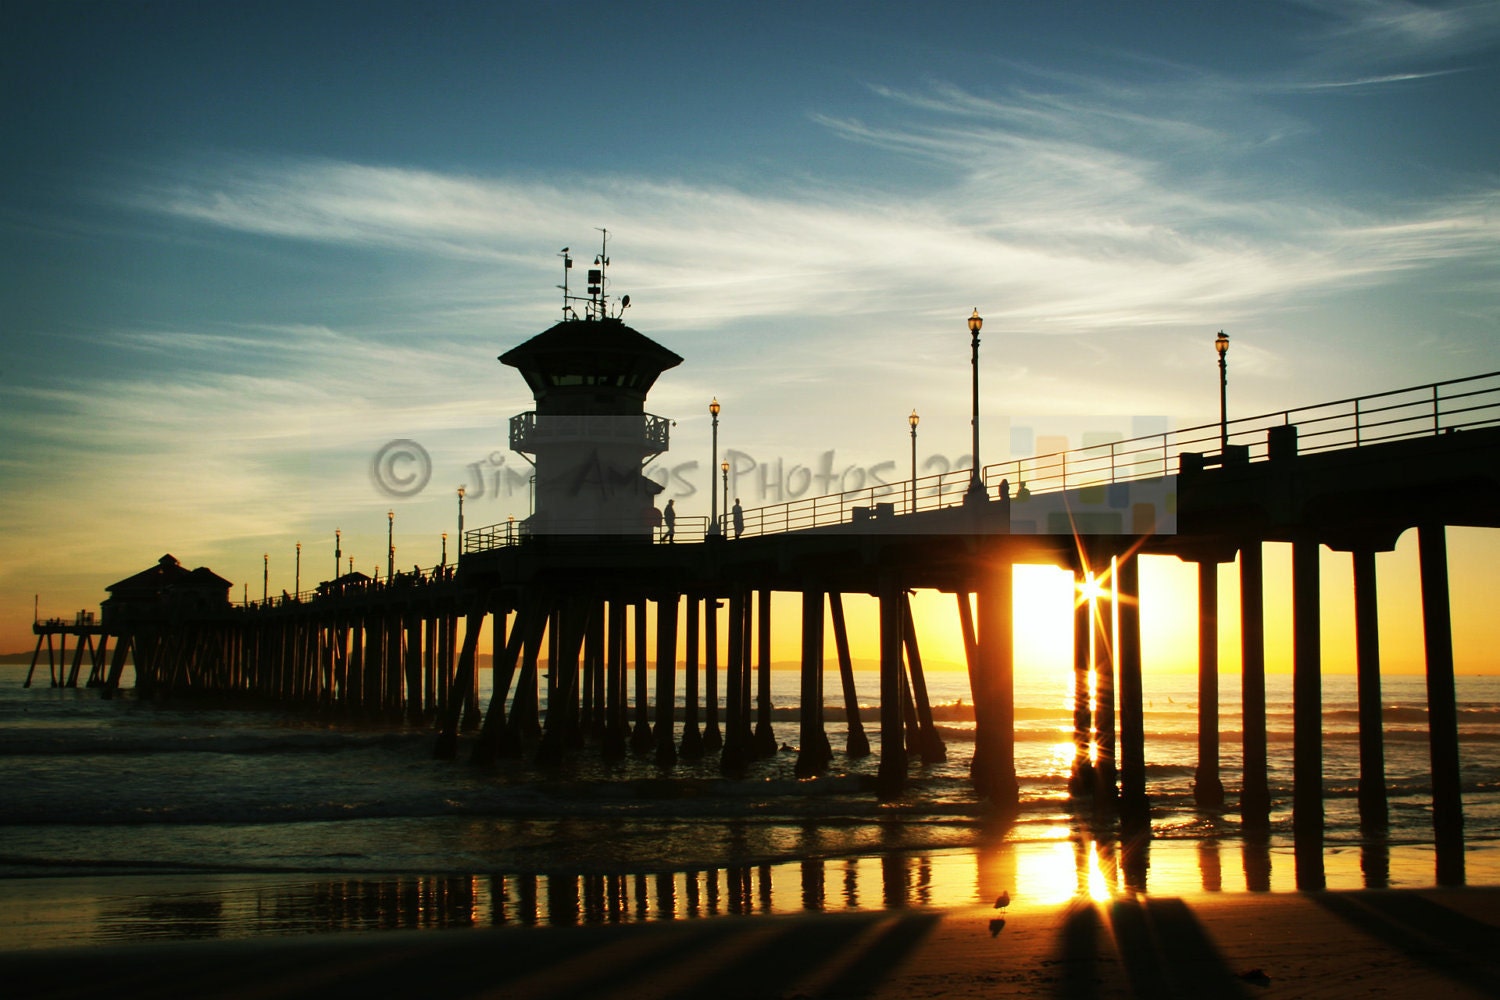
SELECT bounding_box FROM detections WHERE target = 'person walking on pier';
[732,498,744,539]
[663,499,676,543]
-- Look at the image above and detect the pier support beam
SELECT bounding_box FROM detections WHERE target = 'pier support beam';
[1419,524,1465,886]
[1092,560,1117,805]
[1352,548,1388,831]
[1292,536,1325,890]
[473,599,540,766]
[901,592,947,764]
[754,589,777,758]
[1117,552,1148,836]
[830,592,870,757]
[1239,541,1270,832]
[877,573,907,799]
[603,599,628,760]
[703,598,722,752]
[1194,561,1225,809]
[631,601,653,753]
[721,590,749,774]
[435,600,488,759]
[795,589,832,777]
[973,554,1019,815]
[654,593,680,767]
[1069,569,1093,797]
[680,595,704,759]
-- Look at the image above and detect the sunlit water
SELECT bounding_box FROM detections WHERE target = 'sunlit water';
[3,663,1498,949]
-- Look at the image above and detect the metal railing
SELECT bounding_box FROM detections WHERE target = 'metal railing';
[464,370,1500,550]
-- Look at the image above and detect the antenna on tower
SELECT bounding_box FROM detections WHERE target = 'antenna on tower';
[557,247,573,320]
[587,228,610,319]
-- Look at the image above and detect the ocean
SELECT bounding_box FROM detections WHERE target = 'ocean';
[3,662,1498,949]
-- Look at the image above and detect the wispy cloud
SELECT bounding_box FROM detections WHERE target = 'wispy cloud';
[1293,0,1500,68]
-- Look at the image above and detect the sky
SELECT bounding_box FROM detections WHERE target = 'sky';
[2,0,1498,669]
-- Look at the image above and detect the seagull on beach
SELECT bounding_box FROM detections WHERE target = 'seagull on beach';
[994,891,1010,908]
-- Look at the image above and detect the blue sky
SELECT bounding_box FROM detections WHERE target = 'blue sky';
[3,0,1498,649]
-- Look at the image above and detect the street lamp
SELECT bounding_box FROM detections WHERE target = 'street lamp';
[708,398,721,536]
[456,486,465,557]
[334,529,341,580]
[386,510,394,583]
[909,409,920,514]
[295,542,301,597]
[1215,330,1230,453]
[262,553,269,605]
[965,308,986,504]
[441,532,448,568]
[720,459,730,535]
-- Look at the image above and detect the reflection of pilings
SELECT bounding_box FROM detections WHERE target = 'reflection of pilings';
[1239,542,1270,831]
[877,572,907,799]
[702,597,723,752]
[654,592,680,767]
[901,592,946,764]
[1117,553,1148,836]
[1194,561,1225,808]
[680,595,704,759]
[1070,570,1093,796]
[1352,548,1388,831]
[1292,537,1325,890]
[830,592,869,757]
[1198,839,1222,892]
[1242,832,1271,892]
[1419,523,1466,886]
[754,589,777,757]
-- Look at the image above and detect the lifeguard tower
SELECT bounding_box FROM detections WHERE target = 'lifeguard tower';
[500,234,682,537]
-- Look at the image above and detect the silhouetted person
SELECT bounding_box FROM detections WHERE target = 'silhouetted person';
[732,498,744,538]
[1016,481,1030,500]
[663,499,676,543]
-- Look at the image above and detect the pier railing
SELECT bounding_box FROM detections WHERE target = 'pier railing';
[467,369,1500,548]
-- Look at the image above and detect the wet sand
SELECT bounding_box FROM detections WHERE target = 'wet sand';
[7,886,1500,999]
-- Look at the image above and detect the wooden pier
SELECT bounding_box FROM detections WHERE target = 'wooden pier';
[49,321,1500,892]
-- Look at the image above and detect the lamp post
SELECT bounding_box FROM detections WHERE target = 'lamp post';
[386,510,394,583]
[708,398,721,536]
[334,529,341,580]
[965,308,986,504]
[295,542,301,597]
[909,409,920,514]
[1215,330,1230,453]
[441,532,448,568]
[720,460,730,535]
[262,553,268,605]
[456,486,465,558]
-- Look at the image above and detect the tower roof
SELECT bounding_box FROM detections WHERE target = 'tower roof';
[499,317,682,398]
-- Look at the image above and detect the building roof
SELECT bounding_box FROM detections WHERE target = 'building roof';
[106,554,232,596]
[499,317,682,398]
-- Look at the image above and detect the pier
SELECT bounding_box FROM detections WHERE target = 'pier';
[41,287,1500,891]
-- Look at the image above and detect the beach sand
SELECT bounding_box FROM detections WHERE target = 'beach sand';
[6,886,1500,999]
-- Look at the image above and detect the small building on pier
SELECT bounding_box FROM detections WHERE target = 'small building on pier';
[100,554,232,629]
